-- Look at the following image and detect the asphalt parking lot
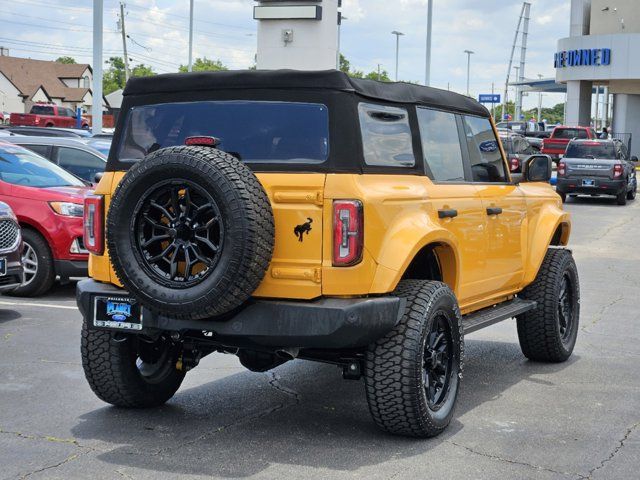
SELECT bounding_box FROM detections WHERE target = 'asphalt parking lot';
[1,195,639,480]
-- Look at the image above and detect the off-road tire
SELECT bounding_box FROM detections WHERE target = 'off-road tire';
[106,146,274,320]
[617,189,627,205]
[9,228,55,297]
[516,248,580,362]
[364,280,463,438]
[81,322,185,407]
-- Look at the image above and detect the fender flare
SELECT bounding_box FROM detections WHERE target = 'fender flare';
[370,215,461,294]
[523,205,571,286]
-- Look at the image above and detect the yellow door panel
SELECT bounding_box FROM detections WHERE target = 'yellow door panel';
[475,184,526,295]
[423,182,488,306]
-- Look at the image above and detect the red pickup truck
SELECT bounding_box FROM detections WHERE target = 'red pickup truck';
[10,104,89,129]
[542,126,598,160]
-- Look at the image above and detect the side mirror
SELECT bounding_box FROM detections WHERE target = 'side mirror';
[631,156,638,162]
[522,154,552,183]
[94,171,104,184]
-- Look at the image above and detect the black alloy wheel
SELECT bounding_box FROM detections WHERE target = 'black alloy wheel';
[557,272,575,345]
[133,180,223,288]
[423,314,454,410]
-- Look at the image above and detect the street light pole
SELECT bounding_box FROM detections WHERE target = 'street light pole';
[425,0,433,86]
[337,14,347,70]
[537,73,543,123]
[513,65,520,119]
[188,0,194,72]
[391,31,404,82]
[92,0,103,134]
[464,49,474,97]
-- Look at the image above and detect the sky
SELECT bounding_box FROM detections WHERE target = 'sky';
[0,0,571,109]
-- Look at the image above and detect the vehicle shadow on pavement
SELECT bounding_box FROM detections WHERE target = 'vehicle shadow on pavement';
[565,196,624,207]
[71,339,576,478]
[0,308,21,323]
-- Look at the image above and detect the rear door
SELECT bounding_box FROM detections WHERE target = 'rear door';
[416,107,488,305]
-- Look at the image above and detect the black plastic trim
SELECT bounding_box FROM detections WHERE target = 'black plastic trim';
[76,279,405,349]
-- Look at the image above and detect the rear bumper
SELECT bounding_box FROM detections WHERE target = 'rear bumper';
[557,177,626,195]
[76,279,405,349]
[55,259,88,279]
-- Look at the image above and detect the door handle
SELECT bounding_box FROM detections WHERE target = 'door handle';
[486,207,503,216]
[438,209,458,219]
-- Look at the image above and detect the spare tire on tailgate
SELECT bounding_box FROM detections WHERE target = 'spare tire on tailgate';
[106,146,275,320]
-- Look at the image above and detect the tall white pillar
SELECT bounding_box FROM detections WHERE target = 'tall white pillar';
[255,0,339,70]
[565,80,592,126]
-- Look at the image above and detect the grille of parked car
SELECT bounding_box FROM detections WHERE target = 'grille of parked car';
[0,220,20,250]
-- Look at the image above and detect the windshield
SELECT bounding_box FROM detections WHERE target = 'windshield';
[565,143,616,159]
[0,143,85,187]
[118,101,330,164]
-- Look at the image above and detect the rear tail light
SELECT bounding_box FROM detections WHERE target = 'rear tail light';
[333,200,363,266]
[613,164,623,178]
[84,194,104,255]
[558,161,566,176]
[510,157,520,172]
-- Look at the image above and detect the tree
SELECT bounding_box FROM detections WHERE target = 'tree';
[178,57,227,73]
[102,56,156,95]
[55,56,77,64]
[340,54,390,82]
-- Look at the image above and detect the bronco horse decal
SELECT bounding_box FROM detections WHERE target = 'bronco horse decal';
[294,218,313,242]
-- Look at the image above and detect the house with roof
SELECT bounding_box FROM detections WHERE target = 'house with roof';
[0,55,107,115]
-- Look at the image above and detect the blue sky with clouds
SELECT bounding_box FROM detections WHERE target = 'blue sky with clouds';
[0,0,571,108]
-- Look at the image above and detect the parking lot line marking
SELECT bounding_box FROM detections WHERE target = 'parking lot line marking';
[0,300,77,310]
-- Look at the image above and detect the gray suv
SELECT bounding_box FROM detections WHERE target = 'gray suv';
[556,139,638,205]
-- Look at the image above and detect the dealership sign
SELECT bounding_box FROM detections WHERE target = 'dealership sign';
[554,48,611,68]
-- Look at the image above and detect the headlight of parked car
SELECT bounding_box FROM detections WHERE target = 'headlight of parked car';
[49,202,84,217]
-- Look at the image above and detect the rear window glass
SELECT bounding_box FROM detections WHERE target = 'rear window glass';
[554,128,588,139]
[117,101,329,164]
[358,103,415,167]
[31,105,54,115]
[565,143,616,159]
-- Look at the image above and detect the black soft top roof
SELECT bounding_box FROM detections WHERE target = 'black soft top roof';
[122,69,489,117]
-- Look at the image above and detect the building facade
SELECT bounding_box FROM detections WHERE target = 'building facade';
[557,0,640,155]
[0,55,99,115]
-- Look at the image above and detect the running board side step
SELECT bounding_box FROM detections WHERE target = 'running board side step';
[462,298,537,335]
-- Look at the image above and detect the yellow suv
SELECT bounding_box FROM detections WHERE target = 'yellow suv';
[78,70,579,438]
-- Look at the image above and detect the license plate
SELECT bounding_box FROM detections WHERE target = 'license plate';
[0,258,5,276]
[93,296,143,331]
[582,179,595,187]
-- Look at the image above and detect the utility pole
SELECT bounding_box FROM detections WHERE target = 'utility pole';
[377,64,382,81]
[93,0,103,134]
[391,31,404,81]
[188,0,194,72]
[425,0,433,86]
[464,49,474,97]
[119,2,130,82]
[491,82,495,119]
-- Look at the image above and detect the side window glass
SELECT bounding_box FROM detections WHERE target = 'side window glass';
[22,144,51,159]
[416,108,465,182]
[463,115,507,183]
[57,147,104,182]
[358,103,415,167]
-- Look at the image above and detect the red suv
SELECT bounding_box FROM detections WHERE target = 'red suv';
[0,141,89,296]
